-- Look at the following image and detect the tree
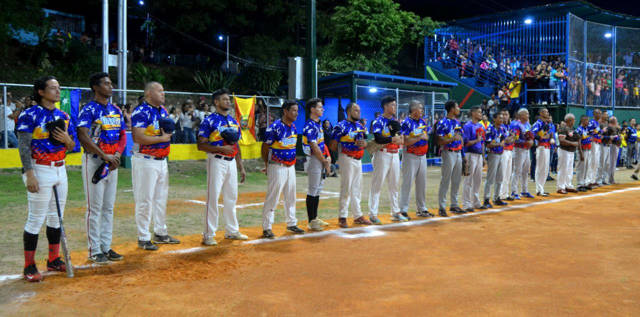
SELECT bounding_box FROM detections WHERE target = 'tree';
[319,0,439,74]
[0,0,45,56]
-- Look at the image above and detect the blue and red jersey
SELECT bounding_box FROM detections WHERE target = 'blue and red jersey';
[485,124,504,154]
[198,112,241,158]
[436,117,463,151]
[502,124,514,150]
[302,119,329,157]
[77,101,126,155]
[16,105,75,162]
[265,119,297,166]
[463,121,485,154]
[577,125,592,149]
[371,116,400,152]
[588,119,602,143]
[401,117,431,156]
[531,119,556,148]
[510,120,533,149]
[131,102,171,158]
[332,120,366,159]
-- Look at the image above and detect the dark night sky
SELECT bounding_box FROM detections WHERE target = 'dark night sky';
[397,0,640,21]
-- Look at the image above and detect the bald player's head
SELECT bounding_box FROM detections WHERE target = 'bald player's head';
[144,81,164,107]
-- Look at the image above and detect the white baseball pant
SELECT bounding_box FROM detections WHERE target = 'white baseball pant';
[338,154,363,219]
[556,149,575,190]
[368,150,400,217]
[262,163,297,230]
[82,154,118,257]
[607,145,619,184]
[132,154,169,241]
[484,153,503,201]
[589,142,601,184]
[399,152,427,213]
[204,154,240,239]
[511,147,531,194]
[576,149,592,186]
[462,153,483,209]
[438,150,462,210]
[499,150,513,199]
[23,162,67,234]
[534,146,550,194]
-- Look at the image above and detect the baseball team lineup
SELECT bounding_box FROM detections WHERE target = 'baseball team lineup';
[15,73,640,283]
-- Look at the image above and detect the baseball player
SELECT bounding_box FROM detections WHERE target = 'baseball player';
[261,100,305,239]
[484,112,508,206]
[531,108,555,197]
[606,116,621,184]
[462,106,486,212]
[624,119,637,169]
[587,109,602,187]
[330,102,373,228]
[499,109,515,201]
[509,108,535,200]
[77,72,126,264]
[369,95,404,224]
[399,100,433,218]
[436,100,465,216]
[556,113,579,194]
[17,76,76,282]
[197,88,248,246]
[302,98,331,231]
[131,82,180,251]
[576,115,593,191]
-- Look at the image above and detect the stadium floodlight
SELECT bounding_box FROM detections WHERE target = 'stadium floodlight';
[369,87,378,93]
[138,0,144,5]
[524,18,533,25]
[218,35,224,41]
[604,32,612,39]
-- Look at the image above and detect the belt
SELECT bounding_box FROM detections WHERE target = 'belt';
[343,154,362,160]
[466,151,483,155]
[538,144,551,149]
[444,148,461,152]
[35,159,65,167]
[381,148,399,154]
[137,154,166,161]
[269,161,293,167]
[214,154,233,161]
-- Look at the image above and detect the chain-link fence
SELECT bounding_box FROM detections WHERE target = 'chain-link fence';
[0,82,281,148]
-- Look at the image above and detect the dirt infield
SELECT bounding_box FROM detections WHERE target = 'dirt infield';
[2,183,640,316]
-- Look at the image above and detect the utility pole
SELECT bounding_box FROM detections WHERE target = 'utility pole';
[102,0,108,73]
[305,0,317,99]
[117,0,128,105]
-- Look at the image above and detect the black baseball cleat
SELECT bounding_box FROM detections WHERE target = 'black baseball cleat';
[105,249,123,261]
[286,226,305,234]
[153,234,180,244]
[416,210,435,218]
[138,240,159,251]
[463,208,475,213]
[262,229,275,239]
[47,257,67,272]
[450,207,466,214]
[438,209,449,217]
[89,253,110,265]
[504,196,514,201]
[400,212,411,220]
[577,186,588,192]
[23,264,43,282]
[632,174,639,181]
[479,200,492,209]
[494,199,508,206]
[536,192,549,197]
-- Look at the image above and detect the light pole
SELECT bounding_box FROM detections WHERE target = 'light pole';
[218,34,229,71]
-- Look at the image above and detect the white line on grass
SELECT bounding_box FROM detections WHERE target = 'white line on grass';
[2,186,638,282]
[186,192,340,209]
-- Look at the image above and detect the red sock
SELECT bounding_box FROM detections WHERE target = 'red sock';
[24,250,36,268]
[48,244,60,262]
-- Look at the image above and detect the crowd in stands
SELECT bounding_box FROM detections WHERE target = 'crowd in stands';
[436,36,640,108]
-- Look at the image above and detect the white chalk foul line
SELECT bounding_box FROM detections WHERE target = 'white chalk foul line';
[2,186,638,282]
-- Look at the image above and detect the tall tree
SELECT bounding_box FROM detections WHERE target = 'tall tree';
[319,0,439,74]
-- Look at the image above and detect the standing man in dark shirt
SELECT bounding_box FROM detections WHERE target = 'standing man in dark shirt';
[556,114,579,194]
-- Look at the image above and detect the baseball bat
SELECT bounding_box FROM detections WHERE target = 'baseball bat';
[53,185,74,278]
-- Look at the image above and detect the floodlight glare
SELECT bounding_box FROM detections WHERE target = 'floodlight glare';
[369,87,378,93]
[604,32,612,38]
[218,35,224,41]
[138,0,144,5]
[524,18,533,25]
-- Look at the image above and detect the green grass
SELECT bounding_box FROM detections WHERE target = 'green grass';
[0,160,638,275]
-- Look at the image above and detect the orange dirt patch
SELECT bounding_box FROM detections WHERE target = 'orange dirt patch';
[3,184,640,315]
